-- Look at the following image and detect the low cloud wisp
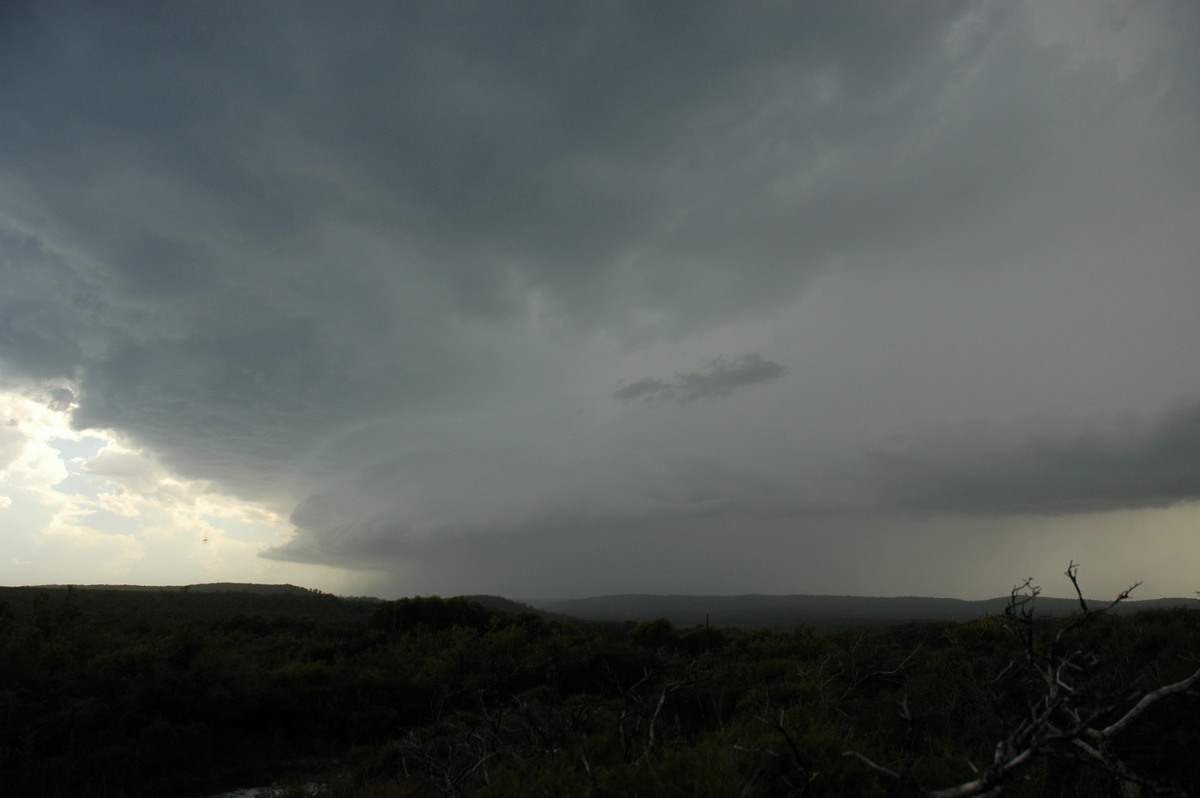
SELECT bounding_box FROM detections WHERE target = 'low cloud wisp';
[614,355,786,405]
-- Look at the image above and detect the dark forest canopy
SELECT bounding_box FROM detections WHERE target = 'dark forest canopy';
[2,579,1199,796]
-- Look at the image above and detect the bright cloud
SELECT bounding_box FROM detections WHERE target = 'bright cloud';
[0,387,378,593]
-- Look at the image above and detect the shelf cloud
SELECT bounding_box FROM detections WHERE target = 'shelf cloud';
[2,0,1199,598]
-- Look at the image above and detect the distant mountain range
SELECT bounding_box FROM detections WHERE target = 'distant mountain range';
[10,583,1194,631]
[531,593,1197,630]
[29,582,323,596]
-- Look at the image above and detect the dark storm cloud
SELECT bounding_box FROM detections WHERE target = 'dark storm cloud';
[614,355,785,404]
[0,1,1005,337]
[0,0,990,488]
[267,445,802,574]
[865,400,1200,515]
[1,0,1199,593]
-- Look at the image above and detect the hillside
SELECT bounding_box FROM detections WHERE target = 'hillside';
[534,592,1196,630]
[0,583,377,626]
[7,583,1192,631]
[2,583,1197,796]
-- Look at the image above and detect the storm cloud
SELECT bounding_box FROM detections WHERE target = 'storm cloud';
[2,0,1199,598]
[863,399,1200,515]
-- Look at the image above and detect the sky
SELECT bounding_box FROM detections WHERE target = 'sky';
[2,0,1199,601]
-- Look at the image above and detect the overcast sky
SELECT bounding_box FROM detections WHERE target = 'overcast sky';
[2,0,1198,601]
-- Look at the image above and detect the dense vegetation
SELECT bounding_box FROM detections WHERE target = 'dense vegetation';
[1,582,1197,797]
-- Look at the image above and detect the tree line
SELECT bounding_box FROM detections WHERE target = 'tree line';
[0,571,1197,797]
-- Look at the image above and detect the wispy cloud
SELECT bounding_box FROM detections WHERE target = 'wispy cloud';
[614,355,785,404]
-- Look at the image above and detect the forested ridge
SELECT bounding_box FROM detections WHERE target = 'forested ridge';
[535,593,1196,630]
[1,579,1197,797]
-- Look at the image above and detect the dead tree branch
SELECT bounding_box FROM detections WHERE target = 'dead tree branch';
[847,563,1195,798]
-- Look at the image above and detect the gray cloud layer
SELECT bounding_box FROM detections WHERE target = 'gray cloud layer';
[2,0,1199,594]
[865,400,1200,515]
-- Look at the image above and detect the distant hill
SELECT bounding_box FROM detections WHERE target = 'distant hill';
[8,583,1191,632]
[533,593,1197,630]
[185,582,324,595]
[461,594,545,615]
[0,585,576,630]
[461,594,584,622]
[31,582,322,596]
[0,583,376,627]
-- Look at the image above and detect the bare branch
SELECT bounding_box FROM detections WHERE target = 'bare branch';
[873,564,1191,798]
[1065,560,1088,614]
[1093,665,1200,741]
[841,750,900,780]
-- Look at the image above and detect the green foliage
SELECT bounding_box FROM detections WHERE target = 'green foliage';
[628,617,677,650]
[369,595,499,636]
[0,586,1196,796]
